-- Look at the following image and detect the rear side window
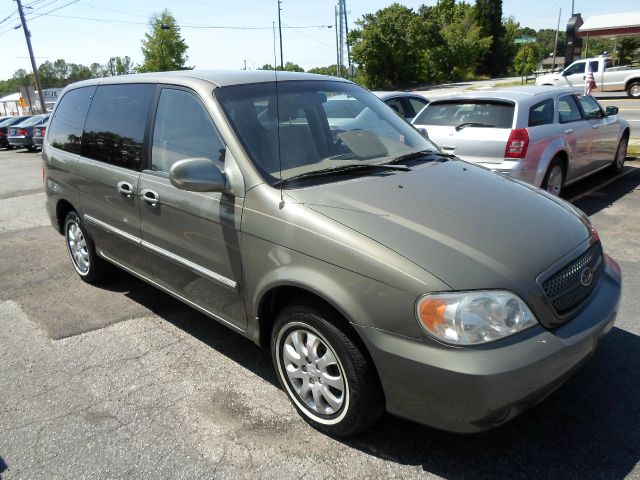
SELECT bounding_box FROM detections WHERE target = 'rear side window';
[528,99,555,127]
[408,97,428,117]
[82,84,155,170]
[48,86,96,154]
[414,101,514,129]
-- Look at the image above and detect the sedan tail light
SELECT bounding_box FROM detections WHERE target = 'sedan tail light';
[504,128,529,159]
[18,129,29,136]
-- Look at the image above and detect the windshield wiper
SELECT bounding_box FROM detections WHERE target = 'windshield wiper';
[273,163,410,187]
[384,150,454,166]
[455,122,495,131]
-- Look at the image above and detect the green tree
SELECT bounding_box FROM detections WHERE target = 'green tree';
[418,1,492,82]
[307,65,341,76]
[474,0,505,76]
[139,9,190,72]
[114,56,135,75]
[514,43,540,76]
[349,3,426,88]
[258,62,305,72]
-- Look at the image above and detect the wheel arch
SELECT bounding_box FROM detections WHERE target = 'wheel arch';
[55,199,77,234]
[625,77,640,91]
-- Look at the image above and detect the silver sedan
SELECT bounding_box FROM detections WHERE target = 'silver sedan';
[412,86,630,196]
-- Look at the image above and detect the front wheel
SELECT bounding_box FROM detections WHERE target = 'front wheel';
[541,158,565,196]
[610,135,628,174]
[271,302,383,437]
[627,81,640,98]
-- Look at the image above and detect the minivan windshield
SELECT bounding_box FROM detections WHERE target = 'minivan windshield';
[215,80,438,186]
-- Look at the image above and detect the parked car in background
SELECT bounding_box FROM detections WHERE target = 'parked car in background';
[32,122,48,149]
[7,114,49,151]
[535,56,640,98]
[0,115,32,148]
[372,91,429,121]
[44,72,620,437]
[412,86,630,196]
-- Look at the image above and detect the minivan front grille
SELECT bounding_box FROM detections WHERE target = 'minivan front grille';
[542,242,603,316]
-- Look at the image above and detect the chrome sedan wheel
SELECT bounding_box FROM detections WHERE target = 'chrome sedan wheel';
[66,221,90,274]
[282,328,346,415]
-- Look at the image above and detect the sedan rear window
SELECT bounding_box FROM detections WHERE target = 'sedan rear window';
[414,101,514,129]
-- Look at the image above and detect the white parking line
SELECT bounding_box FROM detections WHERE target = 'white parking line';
[567,167,637,203]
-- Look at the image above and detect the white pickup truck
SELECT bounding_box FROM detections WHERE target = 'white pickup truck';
[535,57,640,98]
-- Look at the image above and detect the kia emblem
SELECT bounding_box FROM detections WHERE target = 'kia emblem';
[580,267,594,287]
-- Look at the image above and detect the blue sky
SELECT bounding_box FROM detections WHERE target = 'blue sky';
[0,0,638,80]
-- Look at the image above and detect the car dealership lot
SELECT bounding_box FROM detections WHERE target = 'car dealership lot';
[0,149,639,479]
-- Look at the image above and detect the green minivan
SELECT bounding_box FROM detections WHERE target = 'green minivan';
[43,71,621,436]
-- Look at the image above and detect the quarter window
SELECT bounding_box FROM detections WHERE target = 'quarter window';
[408,97,428,117]
[558,96,582,123]
[528,98,555,127]
[82,84,155,170]
[151,88,226,173]
[48,86,96,154]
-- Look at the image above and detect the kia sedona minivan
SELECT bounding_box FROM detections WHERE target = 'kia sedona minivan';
[43,71,621,436]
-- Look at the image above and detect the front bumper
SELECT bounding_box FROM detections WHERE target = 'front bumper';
[355,255,621,433]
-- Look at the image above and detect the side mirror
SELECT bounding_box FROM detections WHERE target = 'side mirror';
[170,157,226,192]
[605,106,619,116]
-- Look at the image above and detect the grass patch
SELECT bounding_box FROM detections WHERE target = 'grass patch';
[627,144,640,160]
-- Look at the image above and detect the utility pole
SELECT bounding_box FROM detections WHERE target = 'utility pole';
[342,0,351,75]
[277,0,284,70]
[552,8,561,71]
[15,0,46,113]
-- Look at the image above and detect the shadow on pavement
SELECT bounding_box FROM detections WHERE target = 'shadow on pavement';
[113,271,279,388]
[565,164,640,216]
[0,456,7,479]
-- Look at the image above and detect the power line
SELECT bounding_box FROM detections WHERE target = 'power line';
[283,22,334,50]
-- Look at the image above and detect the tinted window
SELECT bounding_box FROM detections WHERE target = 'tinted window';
[576,95,603,119]
[82,84,155,169]
[528,98,555,127]
[415,101,514,129]
[384,98,405,117]
[17,114,48,127]
[322,98,366,119]
[151,88,225,173]
[408,97,428,117]
[589,60,599,73]
[558,95,582,123]
[48,87,96,153]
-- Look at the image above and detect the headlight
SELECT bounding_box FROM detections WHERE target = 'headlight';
[416,290,538,345]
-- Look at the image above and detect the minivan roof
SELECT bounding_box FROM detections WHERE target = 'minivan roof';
[66,70,351,90]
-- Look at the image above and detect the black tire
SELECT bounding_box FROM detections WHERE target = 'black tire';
[610,134,628,174]
[63,211,110,283]
[541,157,565,196]
[627,80,640,99]
[271,301,383,437]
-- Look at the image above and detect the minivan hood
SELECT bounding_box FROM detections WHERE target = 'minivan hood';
[287,160,590,290]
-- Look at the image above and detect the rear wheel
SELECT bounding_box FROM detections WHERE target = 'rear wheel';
[541,157,564,196]
[610,134,628,174]
[627,81,640,98]
[64,211,110,283]
[271,301,383,437]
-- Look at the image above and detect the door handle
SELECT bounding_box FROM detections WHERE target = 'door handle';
[141,188,159,208]
[564,129,574,134]
[117,181,134,198]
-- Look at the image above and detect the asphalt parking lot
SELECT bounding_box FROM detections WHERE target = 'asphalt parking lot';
[0,148,639,479]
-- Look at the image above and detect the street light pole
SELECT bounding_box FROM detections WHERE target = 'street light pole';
[15,0,46,113]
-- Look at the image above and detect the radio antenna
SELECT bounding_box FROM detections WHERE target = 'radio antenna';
[272,21,284,206]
